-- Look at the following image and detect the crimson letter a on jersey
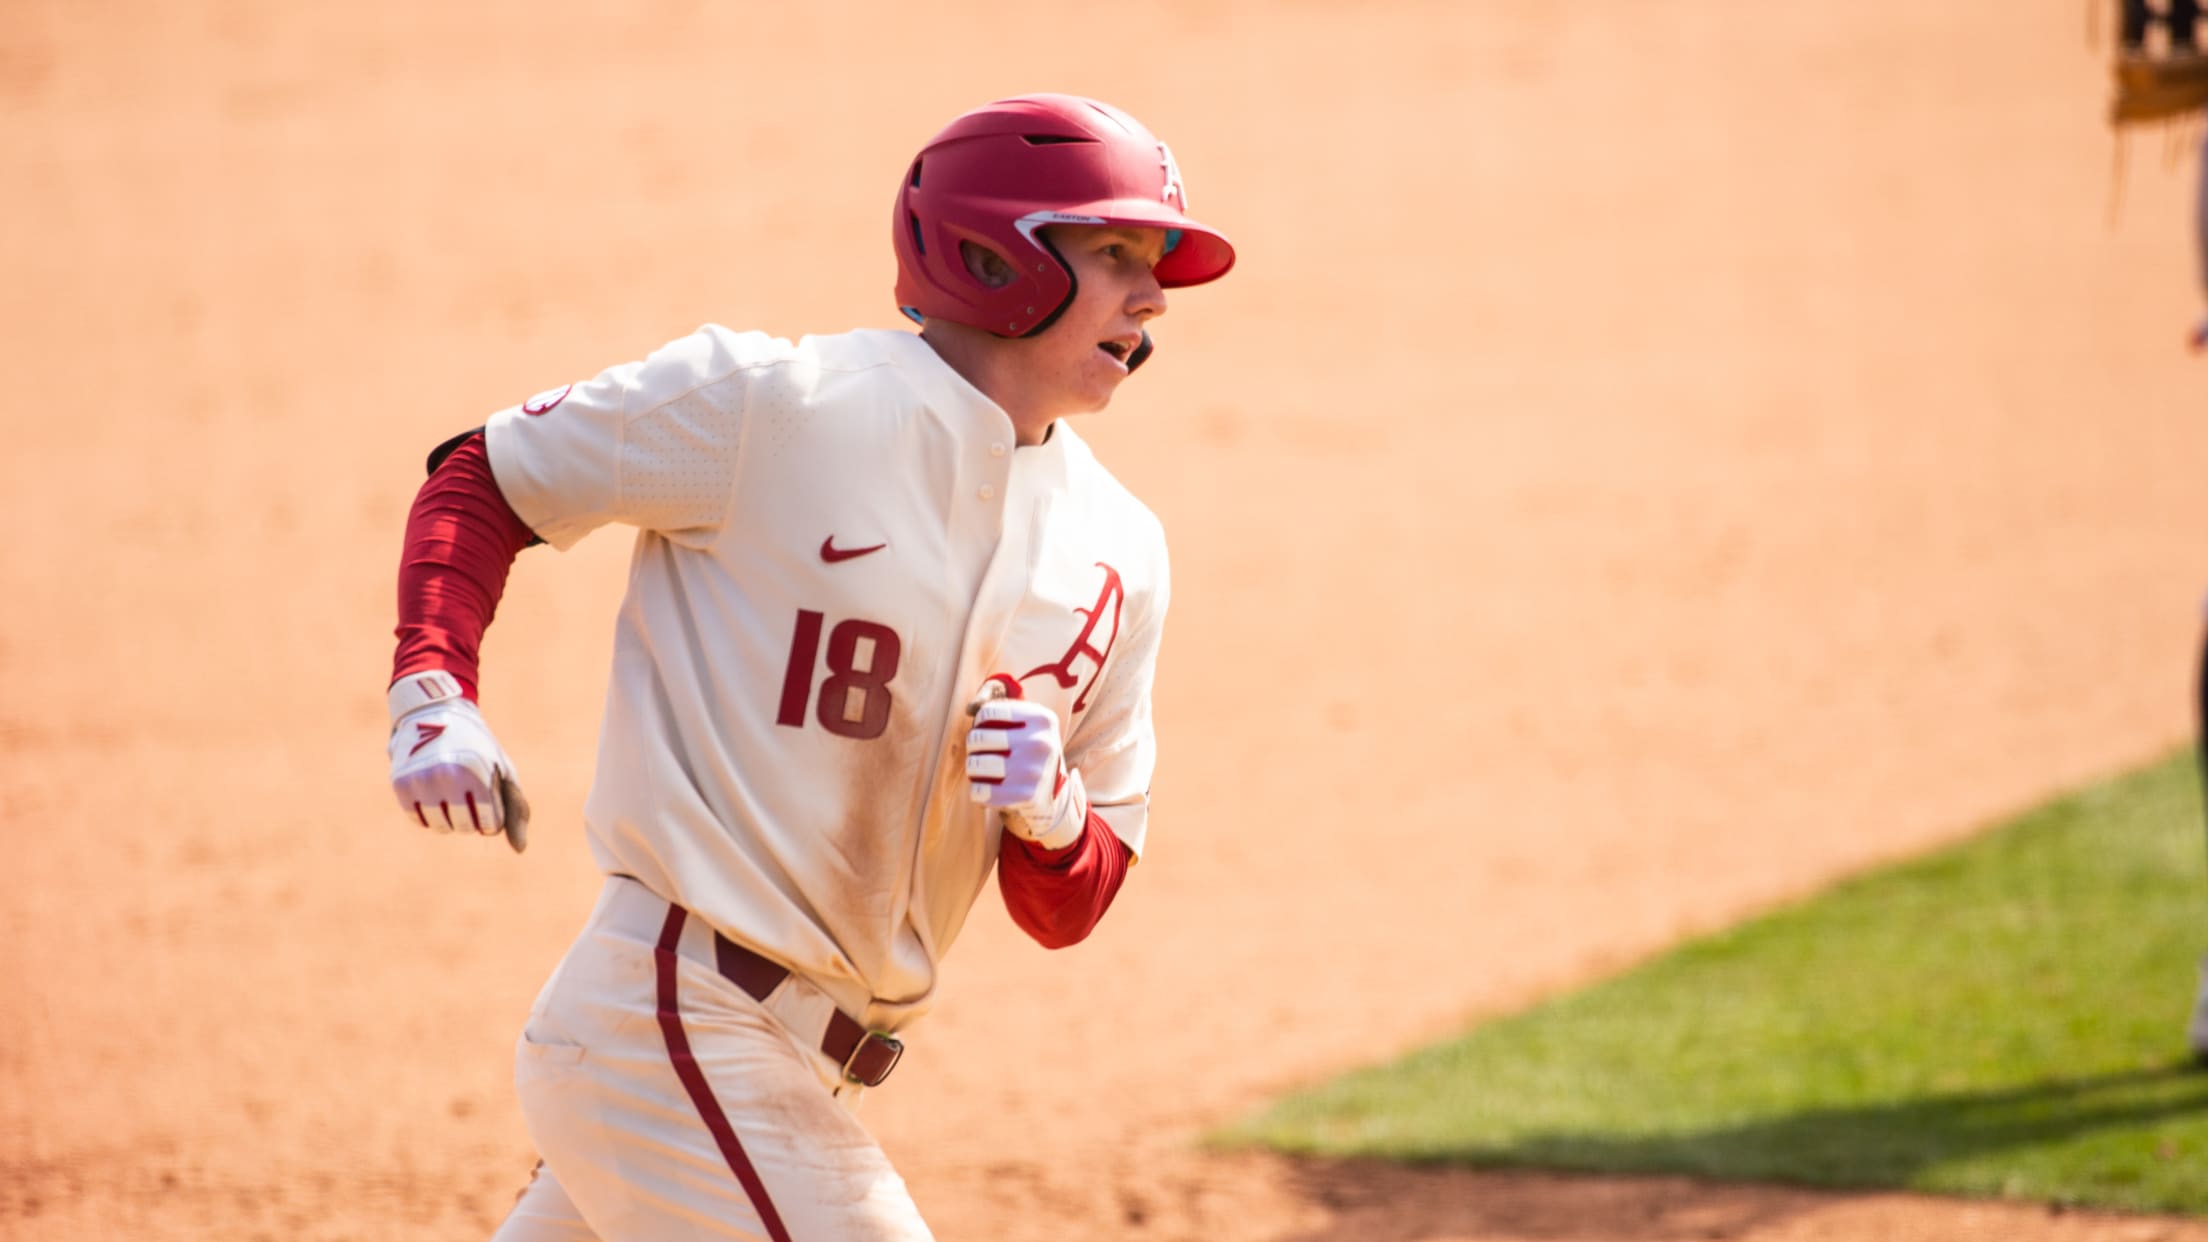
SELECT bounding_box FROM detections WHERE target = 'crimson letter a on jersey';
[1017,563,1123,714]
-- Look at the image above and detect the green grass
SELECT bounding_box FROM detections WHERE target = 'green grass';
[1219,749,2208,1214]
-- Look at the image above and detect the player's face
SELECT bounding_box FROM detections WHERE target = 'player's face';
[1022,225,1170,417]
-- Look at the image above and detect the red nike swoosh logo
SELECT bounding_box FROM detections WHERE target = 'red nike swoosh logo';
[820,537,886,563]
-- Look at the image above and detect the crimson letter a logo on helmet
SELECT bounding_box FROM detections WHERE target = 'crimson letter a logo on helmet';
[1158,142,1186,209]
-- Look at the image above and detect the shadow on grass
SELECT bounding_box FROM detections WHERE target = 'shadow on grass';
[1253,1063,2208,1241]
[1467,1062,2208,1190]
[1251,1154,2208,1242]
[1256,1157,1901,1242]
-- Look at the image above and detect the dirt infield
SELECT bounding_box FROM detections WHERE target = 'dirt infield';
[9,2,2208,1238]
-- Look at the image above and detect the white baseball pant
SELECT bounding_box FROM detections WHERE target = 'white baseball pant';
[488,876,931,1240]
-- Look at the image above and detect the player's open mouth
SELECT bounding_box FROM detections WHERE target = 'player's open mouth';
[1097,337,1139,368]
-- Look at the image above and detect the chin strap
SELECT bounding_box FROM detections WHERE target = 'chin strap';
[1125,330,1155,373]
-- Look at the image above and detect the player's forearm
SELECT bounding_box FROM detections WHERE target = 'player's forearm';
[995,808,1132,949]
[392,434,537,699]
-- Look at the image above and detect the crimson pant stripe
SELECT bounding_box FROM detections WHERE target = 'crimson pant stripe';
[654,905,794,1242]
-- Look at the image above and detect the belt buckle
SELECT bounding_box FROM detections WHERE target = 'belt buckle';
[841,1029,904,1086]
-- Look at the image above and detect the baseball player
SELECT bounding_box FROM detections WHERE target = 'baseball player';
[383,93,1233,1239]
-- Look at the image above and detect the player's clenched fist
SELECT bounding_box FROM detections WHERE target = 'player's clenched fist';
[386,670,531,852]
[965,694,1087,851]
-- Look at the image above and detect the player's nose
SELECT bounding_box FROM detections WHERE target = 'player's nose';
[1128,268,1167,321]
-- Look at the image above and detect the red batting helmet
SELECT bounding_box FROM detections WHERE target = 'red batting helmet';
[892,93,1236,337]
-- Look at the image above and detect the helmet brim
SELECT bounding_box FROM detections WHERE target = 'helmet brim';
[1057,198,1236,288]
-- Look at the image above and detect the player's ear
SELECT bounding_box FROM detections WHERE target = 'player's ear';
[959,241,1016,290]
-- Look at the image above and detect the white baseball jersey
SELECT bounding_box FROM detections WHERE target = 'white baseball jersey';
[483,325,1168,1033]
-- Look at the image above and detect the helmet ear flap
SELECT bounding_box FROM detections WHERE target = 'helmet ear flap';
[1018,224,1077,339]
[956,239,1019,291]
[926,220,1074,337]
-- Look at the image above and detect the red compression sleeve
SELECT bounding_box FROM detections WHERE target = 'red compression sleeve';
[391,435,536,700]
[996,808,1133,949]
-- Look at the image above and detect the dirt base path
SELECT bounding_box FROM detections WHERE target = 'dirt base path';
[8,2,2208,1239]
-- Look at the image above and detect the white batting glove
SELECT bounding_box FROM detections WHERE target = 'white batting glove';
[386,670,531,853]
[965,695,1087,851]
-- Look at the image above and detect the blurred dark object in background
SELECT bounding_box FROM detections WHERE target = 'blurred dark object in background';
[2114,0,2208,124]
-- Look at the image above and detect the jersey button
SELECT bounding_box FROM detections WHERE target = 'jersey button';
[978,484,996,501]
[989,442,1007,457]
